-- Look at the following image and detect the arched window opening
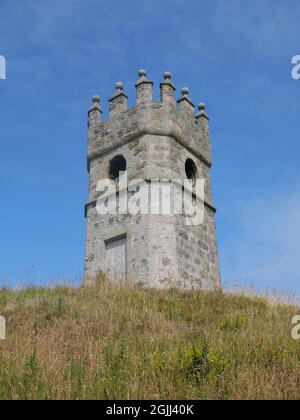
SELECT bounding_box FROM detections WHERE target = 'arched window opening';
[185,158,198,185]
[109,155,127,180]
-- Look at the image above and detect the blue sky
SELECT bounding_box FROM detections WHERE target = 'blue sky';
[0,0,299,293]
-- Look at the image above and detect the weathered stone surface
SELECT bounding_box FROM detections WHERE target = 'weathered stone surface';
[84,71,221,291]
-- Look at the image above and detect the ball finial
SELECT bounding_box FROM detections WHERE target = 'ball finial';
[181,87,189,97]
[92,95,100,104]
[163,71,172,81]
[115,81,124,91]
[138,69,147,78]
[198,103,206,111]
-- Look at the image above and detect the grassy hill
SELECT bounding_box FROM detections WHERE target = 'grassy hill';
[0,278,299,400]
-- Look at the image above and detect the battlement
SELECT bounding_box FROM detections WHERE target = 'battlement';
[87,70,212,171]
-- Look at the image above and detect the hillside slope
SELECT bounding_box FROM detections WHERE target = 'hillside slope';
[0,279,299,400]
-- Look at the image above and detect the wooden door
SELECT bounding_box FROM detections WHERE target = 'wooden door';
[106,237,127,282]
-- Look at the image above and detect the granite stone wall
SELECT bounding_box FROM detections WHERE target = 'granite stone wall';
[84,70,221,290]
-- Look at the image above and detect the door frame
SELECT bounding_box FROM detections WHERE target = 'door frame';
[105,234,128,282]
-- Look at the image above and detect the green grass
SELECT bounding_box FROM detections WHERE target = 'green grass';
[0,279,299,400]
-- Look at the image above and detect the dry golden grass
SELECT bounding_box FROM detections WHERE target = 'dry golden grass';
[0,277,299,400]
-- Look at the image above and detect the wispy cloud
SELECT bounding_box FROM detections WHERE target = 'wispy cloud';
[221,187,300,294]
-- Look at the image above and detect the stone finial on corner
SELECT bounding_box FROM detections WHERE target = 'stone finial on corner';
[109,81,128,117]
[196,103,210,137]
[196,103,209,121]
[89,95,101,110]
[88,95,103,128]
[160,71,176,108]
[177,87,195,113]
[135,69,153,104]
[115,81,125,95]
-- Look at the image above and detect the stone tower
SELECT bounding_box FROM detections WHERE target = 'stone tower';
[84,70,221,290]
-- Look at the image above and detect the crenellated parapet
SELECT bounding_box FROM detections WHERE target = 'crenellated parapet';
[87,70,213,171]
